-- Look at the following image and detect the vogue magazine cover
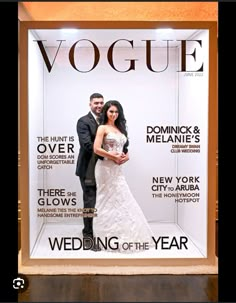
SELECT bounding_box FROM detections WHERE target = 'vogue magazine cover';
[19,21,217,265]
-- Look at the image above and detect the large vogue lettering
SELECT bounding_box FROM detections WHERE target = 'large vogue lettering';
[35,39,204,73]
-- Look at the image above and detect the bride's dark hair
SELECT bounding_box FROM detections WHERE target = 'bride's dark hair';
[99,100,129,152]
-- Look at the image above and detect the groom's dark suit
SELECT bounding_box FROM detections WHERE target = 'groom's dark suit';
[76,112,99,239]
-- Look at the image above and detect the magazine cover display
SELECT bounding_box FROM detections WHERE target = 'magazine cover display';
[19,21,217,266]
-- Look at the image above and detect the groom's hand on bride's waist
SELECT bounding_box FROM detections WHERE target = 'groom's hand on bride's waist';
[120,152,129,165]
[117,152,129,165]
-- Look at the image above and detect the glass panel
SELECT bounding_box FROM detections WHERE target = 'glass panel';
[27,28,209,259]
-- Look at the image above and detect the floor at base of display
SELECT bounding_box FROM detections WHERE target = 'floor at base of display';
[30,222,205,258]
[18,274,218,302]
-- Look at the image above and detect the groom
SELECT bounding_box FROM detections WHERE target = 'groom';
[75,93,104,251]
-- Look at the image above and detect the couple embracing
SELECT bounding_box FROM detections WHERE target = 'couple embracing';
[75,93,154,252]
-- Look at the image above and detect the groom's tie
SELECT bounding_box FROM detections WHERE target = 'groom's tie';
[96,116,100,125]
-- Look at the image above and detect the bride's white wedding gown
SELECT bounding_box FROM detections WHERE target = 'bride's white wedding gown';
[94,132,154,253]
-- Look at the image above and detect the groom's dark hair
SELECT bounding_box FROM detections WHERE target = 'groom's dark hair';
[90,93,103,101]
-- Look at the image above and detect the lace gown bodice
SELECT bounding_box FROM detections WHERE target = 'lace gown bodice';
[102,132,127,154]
[94,132,154,253]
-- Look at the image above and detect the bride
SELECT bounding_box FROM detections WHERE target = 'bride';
[93,100,154,253]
